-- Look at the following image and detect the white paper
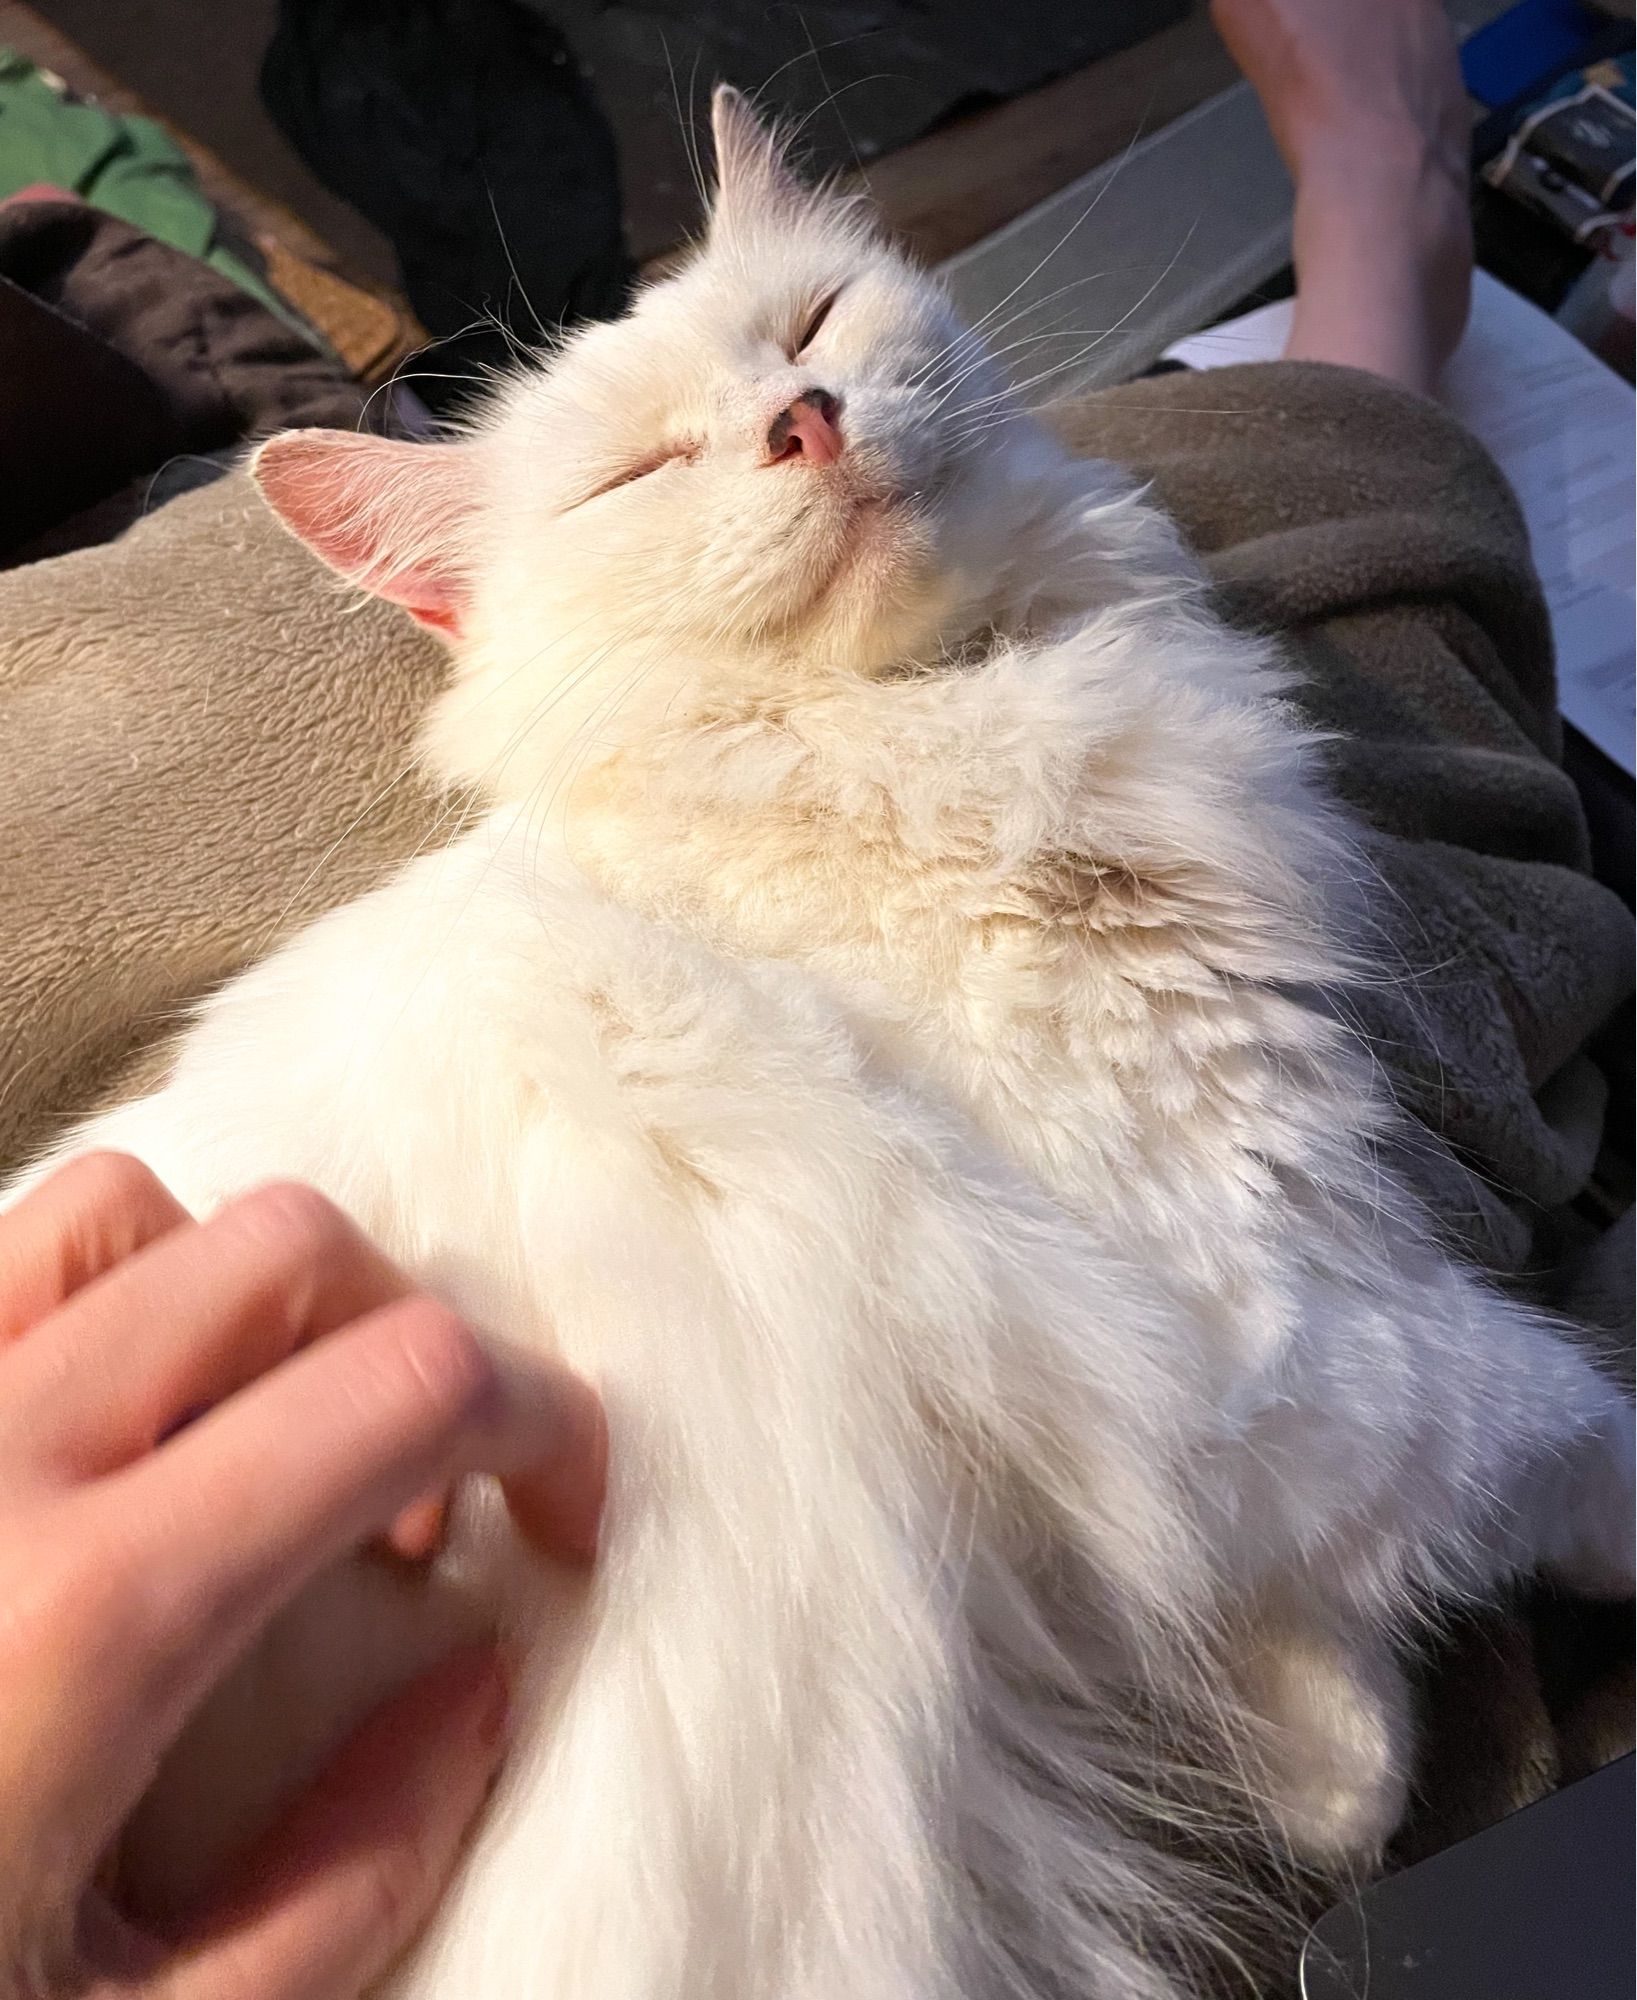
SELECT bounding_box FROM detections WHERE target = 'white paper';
[1164,271,1636,775]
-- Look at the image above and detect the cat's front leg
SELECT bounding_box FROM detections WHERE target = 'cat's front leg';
[1510,1391,1636,1602]
[1430,1299,1635,1605]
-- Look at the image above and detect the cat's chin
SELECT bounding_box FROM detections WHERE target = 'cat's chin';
[811,491,915,605]
[783,487,956,663]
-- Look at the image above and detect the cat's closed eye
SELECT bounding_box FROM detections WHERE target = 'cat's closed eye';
[790,290,841,361]
[576,442,697,508]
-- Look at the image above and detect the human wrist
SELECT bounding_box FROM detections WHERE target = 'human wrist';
[1286,135,1472,387]
[1291,121,1467,235]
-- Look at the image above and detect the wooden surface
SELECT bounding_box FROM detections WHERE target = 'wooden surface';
[860,3,1238,266]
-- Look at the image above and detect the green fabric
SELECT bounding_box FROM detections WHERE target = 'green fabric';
[0,48,303,333]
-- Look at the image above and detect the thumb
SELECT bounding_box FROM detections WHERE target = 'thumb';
[158,1646,509,2000]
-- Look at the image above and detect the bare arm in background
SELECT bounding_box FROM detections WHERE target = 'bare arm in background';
[1212,0,1475,394]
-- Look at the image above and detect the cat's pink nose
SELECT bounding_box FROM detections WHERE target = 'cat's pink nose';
[767,389,845,466]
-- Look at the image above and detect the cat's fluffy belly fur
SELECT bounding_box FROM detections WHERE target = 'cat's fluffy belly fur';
[20,89,1633,2000]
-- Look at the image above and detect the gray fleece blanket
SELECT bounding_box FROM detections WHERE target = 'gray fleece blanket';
[1,359,1629,1871]
[1060,366,1633,1289]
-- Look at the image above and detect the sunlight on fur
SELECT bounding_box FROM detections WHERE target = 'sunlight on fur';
[14,85,1632,2000]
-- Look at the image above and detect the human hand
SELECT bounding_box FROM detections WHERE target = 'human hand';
[0,1153,606,1999]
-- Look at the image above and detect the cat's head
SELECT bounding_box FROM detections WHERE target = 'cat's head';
[254,89,1071,796]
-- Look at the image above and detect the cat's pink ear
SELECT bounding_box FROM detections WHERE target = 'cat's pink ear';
[251,430,477,637]
[709,84,805,235]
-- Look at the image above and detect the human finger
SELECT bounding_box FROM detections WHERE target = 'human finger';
[0,1152,190,1347]
[380,1491,449,1565]
[0,1182,415,1482]
[104,1300,601,1722]
[154,1646,508,2000]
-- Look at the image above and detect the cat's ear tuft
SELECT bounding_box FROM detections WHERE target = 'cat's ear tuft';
[709,84,805,236]
[251,430,477,638]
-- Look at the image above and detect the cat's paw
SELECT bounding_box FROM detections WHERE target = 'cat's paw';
[1236,1621,1412,1866]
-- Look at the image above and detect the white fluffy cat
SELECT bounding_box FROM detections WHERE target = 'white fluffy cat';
[17,89,1632,2000]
